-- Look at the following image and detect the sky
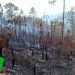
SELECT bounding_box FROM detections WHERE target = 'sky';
[0,0,75,17]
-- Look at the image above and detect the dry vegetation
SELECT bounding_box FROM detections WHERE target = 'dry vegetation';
[0,30,12,56]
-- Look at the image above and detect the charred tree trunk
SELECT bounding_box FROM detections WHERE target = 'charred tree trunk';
[0,48,2,56]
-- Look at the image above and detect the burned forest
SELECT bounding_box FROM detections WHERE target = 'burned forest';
[0,0,75,75]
